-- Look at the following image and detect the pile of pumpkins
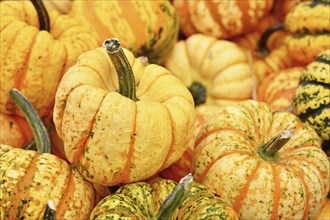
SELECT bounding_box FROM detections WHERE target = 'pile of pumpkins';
[1,0,329,219]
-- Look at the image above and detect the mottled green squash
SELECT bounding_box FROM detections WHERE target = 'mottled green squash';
[294,50,330,141]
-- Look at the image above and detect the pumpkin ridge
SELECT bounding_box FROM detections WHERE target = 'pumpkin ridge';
[8,152,39,219]
[299,80,330,90]
[267,88,297,104]
[137,71,169,98]
[156,106,175,173]
[269,164,281,219]
[232,161,262,214]
[297,104,330,122]
[10,114,32,143]
[280,142,321,154]
[203,1,229,37]
[195,150,254,183]
[240,105,262,146]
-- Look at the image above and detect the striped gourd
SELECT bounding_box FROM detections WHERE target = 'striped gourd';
[285,0,330,65]
[193,100,330,220]
[90,175,238,220]
[294,50,330,141]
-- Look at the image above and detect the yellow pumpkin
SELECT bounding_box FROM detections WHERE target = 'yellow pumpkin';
[43,0,72,14]
[172,0,274,39]
[193,100,329,219]
[164,34,253,107]
[53,38,195,186]
[69,0,178,64]
[0,0,99,117]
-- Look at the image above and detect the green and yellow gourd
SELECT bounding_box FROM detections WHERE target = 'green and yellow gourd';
[0,89,96,219]
[294,50,330,142]
[91,174,238,220]
[285,0,330,65]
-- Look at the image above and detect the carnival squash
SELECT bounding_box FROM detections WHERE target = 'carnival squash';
[90,174,238,220]
[284,0,330,65]
[172,0,274,39]
[0,89,96,219]
[0,0,99,117]
[193,100,329,219]
[258,67,304,111]
[53,38,195,186]
[69,0,178,64]
[160,104,221,182]
[164,34,253,107]
[294,50,330,141]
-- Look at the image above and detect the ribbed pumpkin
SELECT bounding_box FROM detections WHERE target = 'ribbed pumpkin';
[53,38,195,186]
[0,89,96,220]
[69,0,178,64]
[172,0,274,39]
[0,113,33,148]
[258,67,304,111]
[160,104,221,182]
[293,50,330,141]
[0,0,99,117]
[193,100,329,220]
[164,34,253,107]
[284,0,330,65]
[90,174,238,220]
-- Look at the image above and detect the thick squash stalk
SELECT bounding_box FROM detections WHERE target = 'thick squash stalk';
[258,23,284,56]
[157,173,193,220]
[9,89,51,154]
[103,38,139,101]
[258,128,294,161]
[31,0,50,31]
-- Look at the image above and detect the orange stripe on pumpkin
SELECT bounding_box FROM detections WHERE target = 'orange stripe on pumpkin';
[270,164,282,220]
[56,169,76,219]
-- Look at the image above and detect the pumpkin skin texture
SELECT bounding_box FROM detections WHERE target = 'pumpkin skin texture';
[0,144,96,220]
[69,0,178,64]
[258,67,304,111]
[164,34,253,107]
[0,113,33,148]
[193,100,330,220]
[0,1,99,117]
[43,0,72,14]
[284,0,330,65]
[53,45,195,186]
[294,50,330,141]
[172,0,274,39]
[90,178,238,220]
[160,104,221,182]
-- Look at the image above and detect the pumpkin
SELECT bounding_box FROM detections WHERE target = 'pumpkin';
[160,104,221,182]
[272,0,308,22]
[293,50,330,141]
[0,89,96,219]
[164,34,253,107]
[43,0,72,14]
[53,38,195,186]
[90,174,238,219]
[193,100,330,219]
[0,113,33,147]
[258,67,304,111]
[172,0,274,39]
[0,0,99,117]
[315,197,330,220]
[284,0,330,65]
[69,0,178,64]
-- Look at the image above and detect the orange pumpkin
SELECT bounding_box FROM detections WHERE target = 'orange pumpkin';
[53,38,195,186]
[193,100,329,219]
[258,67,304,111]
[0,0,99,117]
[69,0,178,64]
[172,0,274,39]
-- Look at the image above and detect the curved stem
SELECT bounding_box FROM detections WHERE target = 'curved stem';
[43,200,56,220]
[258,23,284,56]
[258,128,294,161]
[31,0,50,32]
[157,173,193,220]
[103,38,138,101]
[9,89,51,154]
[188,82,206,106]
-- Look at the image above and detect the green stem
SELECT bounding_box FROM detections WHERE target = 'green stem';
[9,89,51,154]
[31,0,50,32]
[258,23,284,56]
[157,173,193,220]
[103,38,138,101]
[43,200,56,220]
[188,82,206,106]
[258,128,294,161]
